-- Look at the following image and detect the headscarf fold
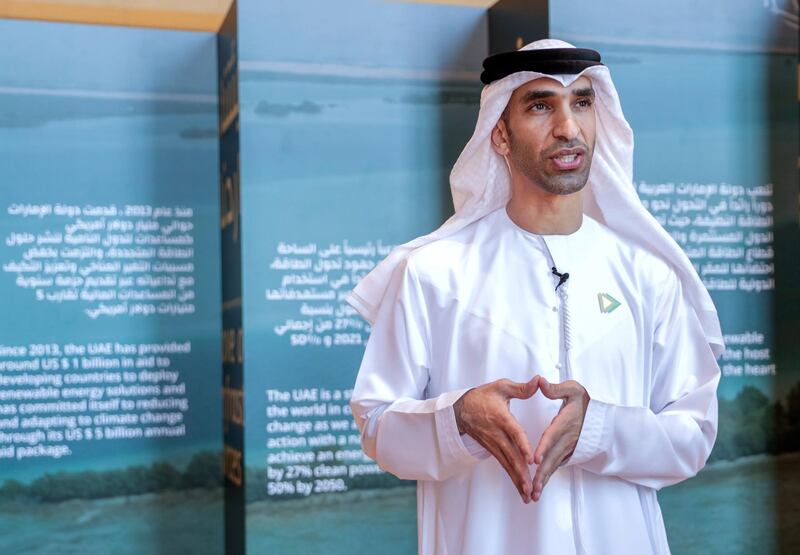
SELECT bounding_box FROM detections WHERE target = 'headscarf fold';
[346,39,724,358]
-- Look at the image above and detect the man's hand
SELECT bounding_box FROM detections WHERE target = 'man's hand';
[531,377,590,502]
[454,376,539,503]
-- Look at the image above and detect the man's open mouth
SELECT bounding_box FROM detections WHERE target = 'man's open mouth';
[550,149,585,170]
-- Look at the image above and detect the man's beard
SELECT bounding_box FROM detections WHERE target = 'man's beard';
[508,141,593,196]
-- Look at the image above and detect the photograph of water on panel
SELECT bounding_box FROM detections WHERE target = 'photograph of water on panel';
[237,1,486,552]
[0,20,223,555]
[551,1,800,553]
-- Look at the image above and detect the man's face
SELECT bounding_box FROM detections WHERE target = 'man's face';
[493,75,596,196]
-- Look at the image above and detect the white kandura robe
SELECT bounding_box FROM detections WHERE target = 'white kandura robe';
[350,207,720,555]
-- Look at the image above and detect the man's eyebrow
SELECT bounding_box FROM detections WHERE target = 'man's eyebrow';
[518,87,595,104]
[519,89,557,104]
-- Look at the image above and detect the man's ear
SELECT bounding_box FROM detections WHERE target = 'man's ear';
[491,120,511,156]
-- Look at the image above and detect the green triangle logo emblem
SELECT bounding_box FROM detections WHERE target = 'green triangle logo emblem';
[598,293,621,314]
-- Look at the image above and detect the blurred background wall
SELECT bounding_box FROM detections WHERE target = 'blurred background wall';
[0,13,224,555]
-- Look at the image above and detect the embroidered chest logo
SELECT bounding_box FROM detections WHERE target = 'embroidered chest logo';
[597,292,621,314]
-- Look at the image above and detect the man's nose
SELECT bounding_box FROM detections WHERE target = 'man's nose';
[552,108,579,142]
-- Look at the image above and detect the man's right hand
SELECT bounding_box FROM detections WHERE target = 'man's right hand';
[453,376,539,503]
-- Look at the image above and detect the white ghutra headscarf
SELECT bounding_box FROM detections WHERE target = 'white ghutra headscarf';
[346,39,724,357]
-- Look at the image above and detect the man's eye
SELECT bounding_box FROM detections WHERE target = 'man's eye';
[531,102,548,111]
[576,99,594,108]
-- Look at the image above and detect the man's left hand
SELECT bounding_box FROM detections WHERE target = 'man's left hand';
[531,377,590,502]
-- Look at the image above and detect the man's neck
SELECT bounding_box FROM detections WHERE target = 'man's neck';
[506,186,584,235]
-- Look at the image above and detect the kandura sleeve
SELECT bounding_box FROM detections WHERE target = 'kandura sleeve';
[350,259,488,482]
[565,270,721,490]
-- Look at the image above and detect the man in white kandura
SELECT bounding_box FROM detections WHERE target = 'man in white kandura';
[346,39,723,555]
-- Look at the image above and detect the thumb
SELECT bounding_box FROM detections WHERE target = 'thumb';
[503,376,539,400]
[538,377,567,400]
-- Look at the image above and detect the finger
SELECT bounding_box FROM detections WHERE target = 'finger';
[533,434,572,498]
[500,376,539,400]
[538,377,572,401]
[496,429,533,501]
[474,429,527,497]
[483,437,531,503]
[528,375,541,397]
[503,415,535,465]
[532,434,572,501]
[489,428,532,501]
[533,414,564,465]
